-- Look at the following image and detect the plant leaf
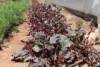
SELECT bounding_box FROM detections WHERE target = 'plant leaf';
[32,45,42,52]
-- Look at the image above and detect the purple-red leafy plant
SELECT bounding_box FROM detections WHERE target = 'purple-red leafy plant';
[12,2,100,67]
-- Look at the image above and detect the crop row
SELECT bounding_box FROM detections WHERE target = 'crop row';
[0,0,29,40]
[12,2,100,67]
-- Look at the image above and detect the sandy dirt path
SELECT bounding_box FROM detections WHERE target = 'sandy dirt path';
[0,20,29,67]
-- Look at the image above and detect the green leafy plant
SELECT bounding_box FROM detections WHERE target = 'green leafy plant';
[0,0,29,40]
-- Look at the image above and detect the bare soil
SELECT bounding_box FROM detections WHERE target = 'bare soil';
[0,20,29,67]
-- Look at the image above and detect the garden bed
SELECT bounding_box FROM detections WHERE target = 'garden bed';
[12,1,100,67]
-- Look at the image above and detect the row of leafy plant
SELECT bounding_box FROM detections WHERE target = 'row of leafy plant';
[0,0,29,41]
[12,2,100,67]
